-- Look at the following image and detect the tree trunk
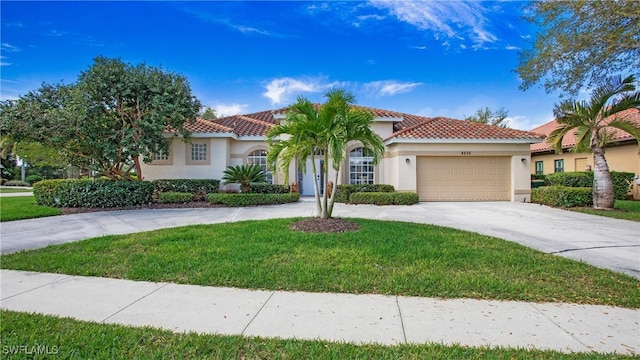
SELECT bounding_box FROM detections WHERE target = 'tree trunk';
[592,146,615,209]
[133,157,143,181]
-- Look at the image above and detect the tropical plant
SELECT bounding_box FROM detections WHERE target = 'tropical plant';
[548,75,640,209]
[266,89,385,218]
[221,164,267,193]
[464,107,510,128]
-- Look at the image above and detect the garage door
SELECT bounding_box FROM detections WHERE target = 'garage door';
[416,157,510,201]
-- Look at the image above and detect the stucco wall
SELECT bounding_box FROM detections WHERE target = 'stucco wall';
[531,142,639,175]
[141,138,229,180]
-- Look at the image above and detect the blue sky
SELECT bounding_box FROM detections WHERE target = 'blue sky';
[1,1,560,130]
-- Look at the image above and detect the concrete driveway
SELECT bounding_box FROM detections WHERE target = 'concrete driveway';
[1,201,639,279]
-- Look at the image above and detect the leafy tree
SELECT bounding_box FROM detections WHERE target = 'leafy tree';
[464,107,509,128]
[0,56,201,180]
[267,89,384,219]
[222,164,267,193]
[517,1,640,96]
[201,106,217,120]
[548,75,640,209]
[13,141,66,170]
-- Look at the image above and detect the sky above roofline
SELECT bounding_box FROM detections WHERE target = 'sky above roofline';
[1,1,565,131]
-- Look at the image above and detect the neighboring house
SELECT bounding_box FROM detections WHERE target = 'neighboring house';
[142,106,544,202]
[530,109,640,176]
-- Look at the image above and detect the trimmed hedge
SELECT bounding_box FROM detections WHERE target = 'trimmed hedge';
[335,184,395,203]
[25,175,44,185]
[157,192,194,204]
[152,179,220,195]
[207,193,300,207]
[532,186,593,208]
[349,192,420,206]
[249,184,290,194]
[33,179,153,208]
[4,180,30,187]
[543,171,634,200]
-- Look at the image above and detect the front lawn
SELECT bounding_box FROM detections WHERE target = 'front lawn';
[573,200,640,222]
[0,187,32,193]
[0,196,61,222]
[3,218,638,308]
[0,311,633,360]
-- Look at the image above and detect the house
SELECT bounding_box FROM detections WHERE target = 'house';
[530,109,640,176]
[141,106,544,202]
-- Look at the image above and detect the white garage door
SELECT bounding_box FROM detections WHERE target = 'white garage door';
[416,157,510,201]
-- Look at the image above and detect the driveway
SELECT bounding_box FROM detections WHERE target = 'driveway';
[1,201,638,279]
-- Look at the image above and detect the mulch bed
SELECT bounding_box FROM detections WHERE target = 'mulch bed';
[289,218,360,233]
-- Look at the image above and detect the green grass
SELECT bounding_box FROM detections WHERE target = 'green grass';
[573,200,640,222]
[0,187,32,193]
[0,196,61,222]
[1,311,634,359]
[3,218,638,308]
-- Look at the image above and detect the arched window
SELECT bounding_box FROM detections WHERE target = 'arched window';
[349,147,374,184]
[247,149,273,184]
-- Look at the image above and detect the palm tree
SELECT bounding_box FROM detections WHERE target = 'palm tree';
[221,164,267,193]
[267,89,384,218]
[548,75,640,209]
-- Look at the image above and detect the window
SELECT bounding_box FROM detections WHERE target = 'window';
[554,159,564,173]
[152,150,169,161]
[186,140,210,165]
[535,161,543,175]
[191,143,207,161]
[247,149,273,184]
[349,147,375,184]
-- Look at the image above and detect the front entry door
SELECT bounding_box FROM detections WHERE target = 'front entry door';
[300,158,324,196]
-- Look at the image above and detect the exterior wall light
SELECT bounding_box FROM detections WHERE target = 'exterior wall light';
[406,158,410,164]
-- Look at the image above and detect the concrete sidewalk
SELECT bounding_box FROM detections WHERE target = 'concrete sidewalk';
[1,270,638,355]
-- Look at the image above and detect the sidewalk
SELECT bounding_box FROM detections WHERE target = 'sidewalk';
[1,269,638,355]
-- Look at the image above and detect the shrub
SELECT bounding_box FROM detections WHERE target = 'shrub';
[546,172,593,188]
[34,179,153,208]
[25,175,44,185]
[335,184,395,203]
[157,192,194,204]
[152,179,220,195]
[249,184,290,194]
[611,172,635,200]
[4,180,30,187]
[33,179,68,206]
[393,192,420,205]
[349,192,419,205]
[207,193,299,207]
[532,186,593,208]
[530,174,546,181]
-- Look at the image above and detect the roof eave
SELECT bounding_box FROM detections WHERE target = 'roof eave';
[385,138,544,145]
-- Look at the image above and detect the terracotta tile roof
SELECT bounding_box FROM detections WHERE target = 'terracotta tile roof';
[530,108,640,153]
[386,115,543,141]
[182,118,233,133]
[184,105,544,142]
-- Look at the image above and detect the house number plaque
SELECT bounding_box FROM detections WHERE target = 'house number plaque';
[461,151,471,155]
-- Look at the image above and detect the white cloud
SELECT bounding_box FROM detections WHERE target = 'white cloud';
[505,45,520,51]
[262,77,337,105]
[215,103,249,117]
[369,0,497,48]
[364,80,422,96]
[411,45,427,50]
[1,43,20,52]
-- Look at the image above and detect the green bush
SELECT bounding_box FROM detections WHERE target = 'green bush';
[34,179,153,208]
[157,192,194,204]
[393,192,420,205]
[532,186,593,208]
[4,180,30,187]
[530,174,546,181]
[249,184,290,194]
[25,175,44,185]
[207,193,299,207]
[152,179,220,195]
[349,192,420,205]
[335,184,395,203]
[611,172,635,200]
[546,172,593,187]
[33,179,68,206]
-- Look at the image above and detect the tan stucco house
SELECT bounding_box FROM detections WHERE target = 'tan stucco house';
[530,109,640,176]
[142,106,544,202]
